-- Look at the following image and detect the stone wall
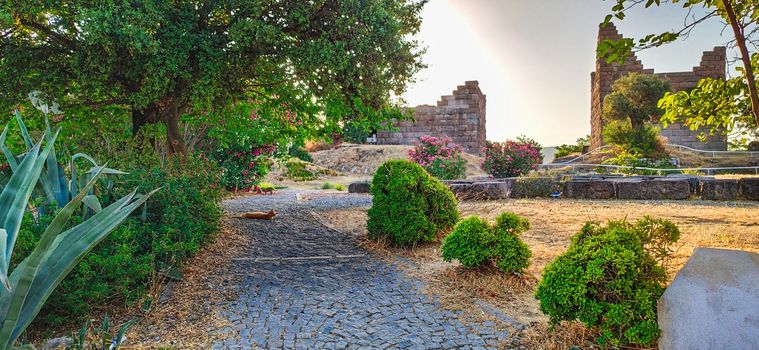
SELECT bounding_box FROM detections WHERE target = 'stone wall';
[376,81,486,154]
[590,23,728,151]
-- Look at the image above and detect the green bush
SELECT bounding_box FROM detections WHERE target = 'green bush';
[367,160,459,247]
[441,216,492,268]
[535,217,680,347]
[288,145,313,162]
[511,176,563,198]
[442,212,531,274]
[14,154,224,327]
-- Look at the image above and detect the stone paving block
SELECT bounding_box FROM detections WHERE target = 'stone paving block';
[658,248,759,349]
[214,190,511,349]
[700,179,738,200]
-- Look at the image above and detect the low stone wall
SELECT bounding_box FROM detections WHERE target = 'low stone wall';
[350,176,759,201]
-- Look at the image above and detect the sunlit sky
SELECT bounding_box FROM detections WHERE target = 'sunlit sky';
[401,0,736,146]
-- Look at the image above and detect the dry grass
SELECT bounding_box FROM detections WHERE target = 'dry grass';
[318,198,759,349]
[125,217,250,349]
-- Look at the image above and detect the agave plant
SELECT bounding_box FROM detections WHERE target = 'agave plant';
[0,111,126,212]
[0,129,155,348]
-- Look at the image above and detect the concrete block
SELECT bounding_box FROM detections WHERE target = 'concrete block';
[658,248,759,349]
[700,179,738,200]
[563,180,615,199]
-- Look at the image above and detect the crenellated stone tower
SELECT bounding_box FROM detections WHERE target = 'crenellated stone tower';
[590,23,728,151]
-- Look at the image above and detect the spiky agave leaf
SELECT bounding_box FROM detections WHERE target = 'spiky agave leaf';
[0,135,57,292]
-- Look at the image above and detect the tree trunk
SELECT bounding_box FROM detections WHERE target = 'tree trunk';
[131,101,188,156]
[723,0,759,127]
[131,103,160,135]
[163,109,188,156]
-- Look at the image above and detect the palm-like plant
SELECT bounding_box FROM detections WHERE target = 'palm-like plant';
[0,129,155,349]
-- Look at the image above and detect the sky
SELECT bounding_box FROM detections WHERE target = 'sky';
[401,0,736,146]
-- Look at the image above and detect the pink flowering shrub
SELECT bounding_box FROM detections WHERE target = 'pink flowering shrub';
[480,139,543,178]
[212,143,275,192]
[408,135,467,180]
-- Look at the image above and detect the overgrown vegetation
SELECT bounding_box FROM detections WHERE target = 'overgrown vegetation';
[407,135,467,180]
[536,217,680,347]
[284,158,334,181]
[441,212,531,274]
[367,160,459,247]
[554,135,589,158]
[15,148,223,327]
[481,136,543,178]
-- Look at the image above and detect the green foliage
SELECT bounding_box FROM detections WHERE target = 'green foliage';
[284,158,333,182]
[441,212,531,274]
[70,314,138,350]
[554,135,589,158]
[321,182,346,191]
[0,130,153,349]
[600,1,759,137]
[511,176,562,198]
[481,139,543,178]
[535,217,681,347]
[407,136,467,180]
[1,112,126,212]
[602,73,671,129]
[258,182,276,191]
[602,120,666,158]
[441,217,492,268]
[367,160,459,247]
[660,71,757,136]
[0,1,427,151]
[212,143,274,192]
[13,153,222,327]
[288,146,313,163]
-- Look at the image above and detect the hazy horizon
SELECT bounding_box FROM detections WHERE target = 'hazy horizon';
[402,0,737,147]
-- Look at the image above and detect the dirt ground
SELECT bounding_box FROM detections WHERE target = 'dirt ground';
[318,198,759,349]
[264,143,487,191]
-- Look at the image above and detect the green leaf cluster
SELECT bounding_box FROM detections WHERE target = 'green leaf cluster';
[367,160,459,247]
[441,212,531,274]
[535,217,680,347]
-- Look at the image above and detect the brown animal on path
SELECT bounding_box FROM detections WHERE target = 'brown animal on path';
[261,187,274,195]
[238,209,276,220]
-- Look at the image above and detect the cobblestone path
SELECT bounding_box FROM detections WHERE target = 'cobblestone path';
[213,191,512,350]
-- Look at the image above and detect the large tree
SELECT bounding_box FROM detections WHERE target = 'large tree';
[0,1,426,155]
[598,0,759,143]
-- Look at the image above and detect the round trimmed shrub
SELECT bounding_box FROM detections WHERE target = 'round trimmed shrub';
[441,212,531,274]
[441,216,493,267]
[367,160,459,247]
[535,217,680,347]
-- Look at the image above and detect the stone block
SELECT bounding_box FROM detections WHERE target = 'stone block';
[448,183,476,199]
[700,179,738,200]
[614,178,691,200]
[658,248,759,350]
[740,178,759,200]
[563,181,615,199]
[348,181,371,194]
[469,181,513,200]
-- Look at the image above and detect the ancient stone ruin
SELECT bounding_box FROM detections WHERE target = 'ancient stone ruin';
[376,81,487,154]
[590,23,728,151]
